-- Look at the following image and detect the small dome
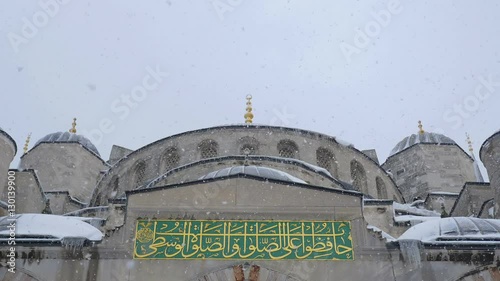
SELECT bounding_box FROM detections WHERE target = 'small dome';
[398,217,500,243]
[389,132,456,157]
[199,165,307,184]
[35,131,100,156]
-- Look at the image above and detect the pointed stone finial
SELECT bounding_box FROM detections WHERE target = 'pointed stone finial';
[418,120,424,134]
[244,95,254,124]
[69,118,77,134]
[23,133,31,154]
[466,132,474,153]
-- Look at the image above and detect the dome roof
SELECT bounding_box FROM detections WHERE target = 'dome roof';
[389,132,456,157]
[35,131,100,156]
[0,127,17,154]
[199,165,307,184]
[398,217,500,244]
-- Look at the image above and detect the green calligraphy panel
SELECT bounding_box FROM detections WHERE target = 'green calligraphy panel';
[134,220,353,260]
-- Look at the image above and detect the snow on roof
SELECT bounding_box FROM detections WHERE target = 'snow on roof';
[0,214,103,244]
[389,132,456,157]
[393,202,441,217]
[428,192,459,196]
[367,225,395,242]
[398,217,500,244]
[199,165,307,184]
[394,215,441,225]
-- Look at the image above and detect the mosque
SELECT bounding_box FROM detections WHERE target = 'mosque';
[0,96,500,280]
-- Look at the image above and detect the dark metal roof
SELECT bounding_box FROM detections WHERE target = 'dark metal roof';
[35,131,100,156]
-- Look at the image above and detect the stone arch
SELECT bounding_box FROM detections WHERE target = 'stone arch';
[277,139,299,159]
[350,160,368,194]
[160,146,180,172]
[133,161,147,188]
[316,147,339,178]
[239,136,259,155]
[376,176,388,199]
[454,264,500,281]
[191,263,304,281]
[198,139,219,159]
[0,267,44,281]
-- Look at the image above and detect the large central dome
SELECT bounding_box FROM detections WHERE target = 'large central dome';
[389,131,456,157]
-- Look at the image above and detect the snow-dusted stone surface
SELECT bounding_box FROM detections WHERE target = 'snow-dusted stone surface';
[389,131,456,157]
[199,165,307,184]
[398,217,500,244]
[0,214,103,243]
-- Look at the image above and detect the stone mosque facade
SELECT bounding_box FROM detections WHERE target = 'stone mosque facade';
[1,99,500,280]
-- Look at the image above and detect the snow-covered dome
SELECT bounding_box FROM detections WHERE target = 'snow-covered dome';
[36,131,100,156]
[389,132,456,157]
[398,217,500,244]
[199,165,307,184]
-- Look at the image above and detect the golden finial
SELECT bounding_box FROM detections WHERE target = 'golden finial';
[69,118,77,134]
[244,95,254,124]
[466,132,473,153]
[23,133,31,154]
[418,120,425,134]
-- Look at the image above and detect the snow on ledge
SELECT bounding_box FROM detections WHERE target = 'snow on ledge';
[398,217,500,244]
[393,202,440,217]
[0,214,103,243]
[367,225,395,242]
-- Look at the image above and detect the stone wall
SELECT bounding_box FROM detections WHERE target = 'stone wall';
[383,144,476,202]
[19,143,107,204]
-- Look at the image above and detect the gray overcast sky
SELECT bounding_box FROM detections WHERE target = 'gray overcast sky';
[1,1,499,176]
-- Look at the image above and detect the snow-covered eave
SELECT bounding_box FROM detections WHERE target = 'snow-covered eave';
[393,202,441,217]
[0,237,103,245]
[145,155,348,189]
[128,173,364,199]
[0,214,104,244]
[390,238,500,248]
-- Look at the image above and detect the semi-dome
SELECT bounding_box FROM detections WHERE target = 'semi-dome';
[35,131,100,156]
[199,165,307,184]
[389,132,456,157]
[398,217,500,244]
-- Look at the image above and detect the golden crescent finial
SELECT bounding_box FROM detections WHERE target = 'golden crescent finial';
[69,118,77,134]
[23,133,31,154]
[418,120,424,134]
[466,132,473,153]
[244,95,253,124]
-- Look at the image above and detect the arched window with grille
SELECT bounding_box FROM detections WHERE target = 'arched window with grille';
[376,177,388,199]
[350,160,367,194]
[277,140,299,159]
[161,146,180,172]
[198,139,219,159]
[239,136,259,155]
[316,147,339,178]
[134,161,147,188]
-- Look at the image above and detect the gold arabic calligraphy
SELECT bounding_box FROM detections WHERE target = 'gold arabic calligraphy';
[134,220,353,260]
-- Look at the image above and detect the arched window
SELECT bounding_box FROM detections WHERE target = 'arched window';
[376,177,388,199]
[161,147,180,171]
[350,160,367,194]
[277,140,299,159]
[134,162,147,188]
[198,140,219,159]
[316,147,339,177]
[239,136,259,155]
[109,176,119,198]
